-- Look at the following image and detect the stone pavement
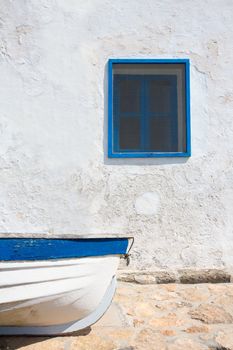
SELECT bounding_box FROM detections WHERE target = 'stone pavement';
[1,281,233,350]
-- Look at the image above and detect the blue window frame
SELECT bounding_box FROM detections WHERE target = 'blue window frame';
[108,59,191,158]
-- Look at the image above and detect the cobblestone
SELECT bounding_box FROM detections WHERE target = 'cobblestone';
[1,282,233,349]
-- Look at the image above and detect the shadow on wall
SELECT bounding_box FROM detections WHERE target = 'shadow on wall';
[0,327,91,350]
[102,62,189,166]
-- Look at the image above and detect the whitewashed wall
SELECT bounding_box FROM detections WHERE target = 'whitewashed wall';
[0,0,233,270]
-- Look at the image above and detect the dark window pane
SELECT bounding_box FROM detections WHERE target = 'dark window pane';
[118,79,141,114]
[149,118,176,152]
[111,63,188,155]
[148,79,172,114]
[119,117,140,150]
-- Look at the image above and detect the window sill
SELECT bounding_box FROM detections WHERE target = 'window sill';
[108,151,191,158]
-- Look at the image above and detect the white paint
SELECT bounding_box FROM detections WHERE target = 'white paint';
[135,192,160,216]
[0,256,119,332]
[0,0,233,270]
[0,277,116,335]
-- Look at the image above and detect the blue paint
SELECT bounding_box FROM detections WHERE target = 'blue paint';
[0,238,130,261]
[108,58,191,158]
[185,59,191,156]
[109,152,190,158]
[108,60,113,158]
[108,58,190,64]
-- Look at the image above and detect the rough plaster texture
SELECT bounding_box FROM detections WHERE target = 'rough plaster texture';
[0,0,233,270]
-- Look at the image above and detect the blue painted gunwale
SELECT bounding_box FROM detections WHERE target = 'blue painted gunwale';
[108,58,191,158]
[0,238,130,261]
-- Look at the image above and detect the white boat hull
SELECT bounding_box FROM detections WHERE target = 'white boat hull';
[0,256,120,334]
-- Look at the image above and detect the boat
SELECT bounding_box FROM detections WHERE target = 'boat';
[0,235,133,335]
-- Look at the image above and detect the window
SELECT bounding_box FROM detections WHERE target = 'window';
[108,59,191,158]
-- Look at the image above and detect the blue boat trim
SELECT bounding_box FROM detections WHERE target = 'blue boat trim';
[0,238,130,261]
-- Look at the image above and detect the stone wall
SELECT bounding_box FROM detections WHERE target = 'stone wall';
[0,0,233,270]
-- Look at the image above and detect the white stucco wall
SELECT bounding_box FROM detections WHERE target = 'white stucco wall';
[0,0,233,270]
